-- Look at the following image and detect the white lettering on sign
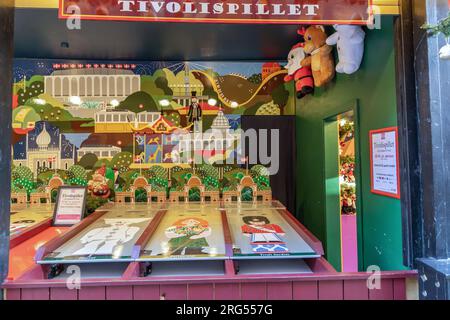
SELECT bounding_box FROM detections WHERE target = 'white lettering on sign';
[117,1,321,17]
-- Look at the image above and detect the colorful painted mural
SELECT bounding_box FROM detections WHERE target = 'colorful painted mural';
[11,60,289,200]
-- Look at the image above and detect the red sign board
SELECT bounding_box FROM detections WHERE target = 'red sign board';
[59,0,373,25]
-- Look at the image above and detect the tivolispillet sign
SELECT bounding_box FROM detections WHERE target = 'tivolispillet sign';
[59,0,373,25]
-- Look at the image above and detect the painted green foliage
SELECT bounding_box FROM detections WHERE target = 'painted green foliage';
[111,152,133,173]
[11,166,34,195]
[27,100,82,122]
[68,165,88,186]
[296,17,406,271]
[12,106,41,129]
[141,70,173,96]
[197,164,220,190]
[77,153,98,170]
[118,92,159,113]
[251,165,271,190]
[17,81,44,105]
[148,165,168,192]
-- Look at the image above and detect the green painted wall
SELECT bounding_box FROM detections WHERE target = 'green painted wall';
[296,17,407,271]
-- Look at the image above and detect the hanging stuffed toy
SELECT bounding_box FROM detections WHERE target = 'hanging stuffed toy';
[284,28,314,99]
[301,25,335,87]
[422,13,450,60]
[326,25,365,74]
[439,40,450,59]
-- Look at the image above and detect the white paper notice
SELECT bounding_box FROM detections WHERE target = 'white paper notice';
[371,129,399,197]
[55,188,86,225]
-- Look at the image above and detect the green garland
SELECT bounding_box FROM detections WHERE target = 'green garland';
[422,13,450,37]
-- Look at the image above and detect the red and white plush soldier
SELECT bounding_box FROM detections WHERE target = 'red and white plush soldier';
[284,29,314,99]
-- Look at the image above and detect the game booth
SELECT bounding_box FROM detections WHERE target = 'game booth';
[2,0,417,300]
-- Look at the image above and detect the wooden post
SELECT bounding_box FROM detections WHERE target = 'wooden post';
[0,0,14,289]
[395,0,423,270]
[410,0,450,300]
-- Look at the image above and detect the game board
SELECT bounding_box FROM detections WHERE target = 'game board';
[38,204,160,263]
[226,202,319,259]
[10,204,54,237]
[139,203,226,261]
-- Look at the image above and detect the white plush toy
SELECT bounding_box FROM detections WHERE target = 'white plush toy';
[439,42,450,60]
[326,25,366,74]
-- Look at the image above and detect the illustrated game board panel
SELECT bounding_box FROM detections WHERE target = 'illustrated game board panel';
[139,203,226,261]
[226,205,318,259]
[38,207,159,264]
[10,205,54,237]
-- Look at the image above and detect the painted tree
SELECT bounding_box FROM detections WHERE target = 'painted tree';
[78,153,99,170]
[66,165,87,186]
[198,164,220,190]
[111,152,133,173]
[69,165,87,180]
[251,165,271,190]
[17,81,44,105]
[272,83,290,111]
[118,92,159,113]
[12,166,33,181]
[155,76,173,95]
[11,166,35,195]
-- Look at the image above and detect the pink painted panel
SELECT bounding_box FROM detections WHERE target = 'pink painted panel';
[318,281,344,300]
[215,283,240,300]
[160,284,187,300]
[241,283,266,300]
[133,285,160,300]
[188,284,214,300]
[5,289,21,300]
[21,288,50,300]
[369,279,394,300]
[267,282,293,300]
[106,286,133,300]
[341,215,358,272]
[79,287,106,300]
[293,281,318,300]
[393,278,407,300]
[343,280,369,300]
[50,287,78,300]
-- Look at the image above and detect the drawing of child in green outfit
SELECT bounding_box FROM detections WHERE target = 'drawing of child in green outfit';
[164,217,211,256]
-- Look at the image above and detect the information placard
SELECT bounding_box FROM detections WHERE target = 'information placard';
[53,186,87,226]
[369,127,400,199]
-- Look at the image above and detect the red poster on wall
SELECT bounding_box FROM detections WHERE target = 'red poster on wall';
[369,127,401,199]
[59,0,373,25]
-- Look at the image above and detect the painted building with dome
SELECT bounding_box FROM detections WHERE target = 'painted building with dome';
[12,122,76,177]
[176,111,239,162]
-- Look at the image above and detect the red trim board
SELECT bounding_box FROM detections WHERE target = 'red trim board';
[59,0,374,25]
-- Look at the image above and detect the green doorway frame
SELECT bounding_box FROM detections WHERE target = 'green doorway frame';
[323,101,363,272]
